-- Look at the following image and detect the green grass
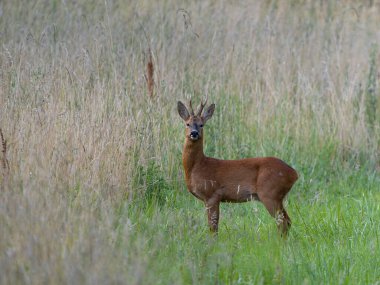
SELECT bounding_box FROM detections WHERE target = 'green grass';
[121,167,379,285]
[0,0,380,284]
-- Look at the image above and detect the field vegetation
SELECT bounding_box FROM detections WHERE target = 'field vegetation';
[0,0,379,284]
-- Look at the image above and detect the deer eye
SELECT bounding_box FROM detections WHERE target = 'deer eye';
[186,123,190,127]
[200,124,203,128]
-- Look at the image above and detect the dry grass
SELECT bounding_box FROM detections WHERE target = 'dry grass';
[0,0,379,284]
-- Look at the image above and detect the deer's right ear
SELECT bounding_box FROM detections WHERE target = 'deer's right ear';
[177,101,190,121]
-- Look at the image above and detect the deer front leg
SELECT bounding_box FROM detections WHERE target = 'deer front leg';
[205,200,220,233]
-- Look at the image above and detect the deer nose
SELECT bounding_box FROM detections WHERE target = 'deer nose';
[190,131,199,138]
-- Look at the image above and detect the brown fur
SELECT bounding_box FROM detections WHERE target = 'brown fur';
[178,100,298,235]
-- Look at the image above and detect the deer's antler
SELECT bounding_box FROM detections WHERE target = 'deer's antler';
[188,99,195,116]
[196,95,208,116]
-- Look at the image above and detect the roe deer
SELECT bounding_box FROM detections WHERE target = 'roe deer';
[177,99,298,235]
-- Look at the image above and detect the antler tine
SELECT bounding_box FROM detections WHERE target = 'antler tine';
[188,99,195,115]
[196,95,208,116]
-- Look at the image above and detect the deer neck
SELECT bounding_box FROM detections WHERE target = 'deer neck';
[182,137,205,177]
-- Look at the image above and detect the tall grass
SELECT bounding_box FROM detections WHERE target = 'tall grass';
[0,0,379,284]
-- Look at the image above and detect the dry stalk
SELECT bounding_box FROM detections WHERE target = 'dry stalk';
[177,8,200,38]
[0,128,10,175]
[145,48,154,98]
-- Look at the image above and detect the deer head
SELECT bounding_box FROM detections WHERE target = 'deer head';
[177,98,215,141]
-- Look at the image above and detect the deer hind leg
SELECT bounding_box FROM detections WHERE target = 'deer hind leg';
[259,196,291,235]
[205,201,220,233]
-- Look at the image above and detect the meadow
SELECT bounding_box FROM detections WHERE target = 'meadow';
[0,0,379,284]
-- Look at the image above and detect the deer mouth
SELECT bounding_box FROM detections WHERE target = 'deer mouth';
[189,133,200,141]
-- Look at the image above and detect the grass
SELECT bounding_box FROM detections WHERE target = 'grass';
[0,0,379,284]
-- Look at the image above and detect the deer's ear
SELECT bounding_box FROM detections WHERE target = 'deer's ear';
[177,101,190,121]
[202,103,215,123]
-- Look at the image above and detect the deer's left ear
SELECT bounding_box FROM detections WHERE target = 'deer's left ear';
[202,104,215,123]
